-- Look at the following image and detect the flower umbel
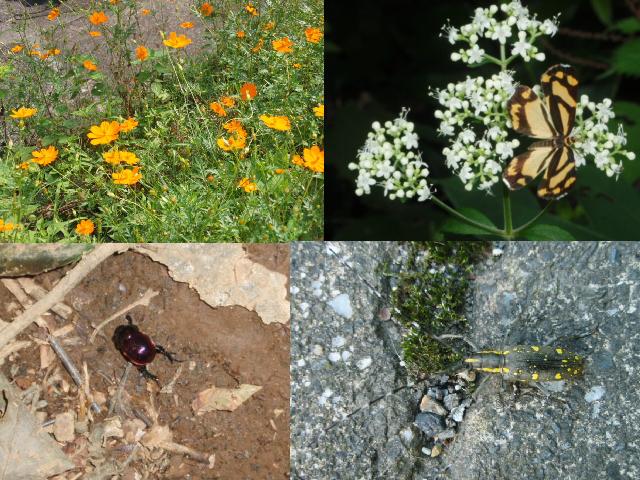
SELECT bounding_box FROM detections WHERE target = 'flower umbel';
[349,109,433,201]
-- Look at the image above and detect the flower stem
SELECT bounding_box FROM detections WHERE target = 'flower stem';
[498,41,514,237]
[512,201,553,236]
[431,196,505,237]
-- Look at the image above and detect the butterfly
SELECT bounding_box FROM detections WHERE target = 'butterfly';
[503,64,579,200]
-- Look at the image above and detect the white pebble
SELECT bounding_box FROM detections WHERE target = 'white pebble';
[585,385,605,402]
[297,359,306,367]
[327,293,353,318]
[331,336,346,348]
[341,351,352,361]
[328,352,341,363]
[492,248,503,256]
[357,357,373,370]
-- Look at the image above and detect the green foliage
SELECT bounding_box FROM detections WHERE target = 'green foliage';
[392,242,488,375]
[613,39,640,77]
[590,0,613,26]
[518,224,574,240]
[0,0,324,242]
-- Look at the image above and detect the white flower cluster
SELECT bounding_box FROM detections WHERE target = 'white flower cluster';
[443,0,559,66]
[433,71,519,191]
[349,109,433,201]
[572,96,635,178]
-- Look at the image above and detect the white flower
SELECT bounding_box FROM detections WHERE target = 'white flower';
[511,31,532,59]
[492,22,512,44]
[467,43,485,64]
[351,109,434,201]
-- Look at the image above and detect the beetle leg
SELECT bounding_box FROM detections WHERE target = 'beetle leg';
[137,365,160,385]
[155,344,182,363]
[125,314,134,325]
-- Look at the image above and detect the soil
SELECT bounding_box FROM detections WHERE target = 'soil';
[0,244,290,480]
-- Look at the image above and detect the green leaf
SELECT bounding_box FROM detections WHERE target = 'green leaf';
[519,224,575,240]
[591,0,612,25]
[613,39,640,76]
[612,17,640,33]
[441,207,499,236]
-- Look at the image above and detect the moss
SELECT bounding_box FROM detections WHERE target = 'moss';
[391,241,489,376]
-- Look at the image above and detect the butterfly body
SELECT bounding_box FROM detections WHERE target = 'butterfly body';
[504,64,579,200]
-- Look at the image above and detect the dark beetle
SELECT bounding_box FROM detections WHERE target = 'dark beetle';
[112,315,180,383]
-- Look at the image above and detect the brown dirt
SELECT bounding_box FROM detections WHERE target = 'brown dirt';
[0,245,290,479]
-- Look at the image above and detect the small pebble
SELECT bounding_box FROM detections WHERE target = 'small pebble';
[327,294,353,318]
[420,396,447,416]
[431,444,443,458]
[331,336,346,348]
[414,412,445,437]
[328,352,341,363]
[450,404,466,422]
[585,385,606,402]
[356,357,372,370]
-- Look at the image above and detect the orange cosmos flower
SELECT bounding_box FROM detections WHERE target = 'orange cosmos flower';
[47,8,60,21]
[313,104,324,118]
[141,8,151,15]
[217,135,246,152]
[236,31,246,38]
[200,3,214,16]
[251,38,264,53]
[245,3,258,16]
[274,168,285,174]
[180,21,194,29]
[10,107,37,119]
[31,145,59,166]
[302,146,324,173]
[272,37,293,53]
[87,121,120,145]
[305,27,323,43]
[264,21,275,31]
[238,178,258,192]
[89,31,102,37]
[89,11,108,25]
[209,102,227,117]
[102,150,140,165]
[293,63,302,69]
[76,219,95,235]
[136,45,149,61]
[223,119,247,137]
[112,167,142,185]
[48,48,61,56]
[240,82,257,100]
[292,154,305,167]
[0,220,16,233]
[163,31,192,48]
[119,117,139,132]
[18,162,30,170]
[260,114,291,131]
[10,45,23,53]
[83,60,98,71]
[220,96,235,108]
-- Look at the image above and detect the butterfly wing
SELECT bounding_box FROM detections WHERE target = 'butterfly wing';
[541,64,578,137]
[537,146,576,199]
[502,143,556,190]
[508,85,557,139]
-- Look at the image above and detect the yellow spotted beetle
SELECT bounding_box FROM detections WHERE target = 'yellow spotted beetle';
[463,345,584,382]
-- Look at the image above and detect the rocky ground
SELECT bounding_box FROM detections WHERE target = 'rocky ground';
[290,241,640,480]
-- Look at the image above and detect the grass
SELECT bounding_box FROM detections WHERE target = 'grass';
[390,241,488,375]
[0,0,323,242]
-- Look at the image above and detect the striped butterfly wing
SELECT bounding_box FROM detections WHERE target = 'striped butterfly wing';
[537,145,576,200]
[503,143,556,191]
[508,85,557,139]
[540,64,579,137]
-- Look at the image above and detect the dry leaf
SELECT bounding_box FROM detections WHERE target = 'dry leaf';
[102,417,124,446]
[141,424,173,449]
[40,344,56,370]
[192,384,263,415]
[53,411,75,443]
[135,245,289,324]
[0,375,74,479]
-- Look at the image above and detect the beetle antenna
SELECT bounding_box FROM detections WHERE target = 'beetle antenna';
[125,314,133,325]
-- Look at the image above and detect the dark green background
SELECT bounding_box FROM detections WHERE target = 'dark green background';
[327,0,640,240]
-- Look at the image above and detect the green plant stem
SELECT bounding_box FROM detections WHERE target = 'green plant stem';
[498,42,514,237]
[512,201,552,235]
[431,196,505,237]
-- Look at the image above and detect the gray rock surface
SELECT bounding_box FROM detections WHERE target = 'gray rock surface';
[291,242,640,480]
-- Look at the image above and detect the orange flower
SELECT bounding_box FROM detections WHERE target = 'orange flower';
[220,96,235,108]
[110,0,119,4]
[119,117,138,132]
[200,2,214,16]
[302,146,324,173]
[236,31,246,38]
[163,31,192,48]
[102,150,140,165]
[89,31,102,37]
[31,145,59,166]
[136,45,149,61]
[240,82,257,100]
[48,48,61,56]
[223,119,247,138]
[141,8,151,15]
[89,11,108,25]
[47,8,60,21]
[10,107,37,119]
[18,162,30,170]
[0,220,16,233]
[245,3,258,16]
[180,21,194,29]
[259,114,291,131]
[217,135,246,152]
[272,37,293,53]
[263,21,275,31]
[83,60,98,71]
[292,154,305,167]
[251,38,264,53]
[76,219,95,235]
[209,102,227,117]
[305,27,323,43]
[10,45,23,53]
[87,121,120,145]
[274,168,285,174]
[292,63,302,69]
[313,104,324,118]
[238,177,258,192]
[112,167,142,185]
